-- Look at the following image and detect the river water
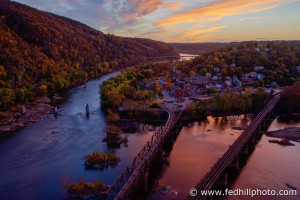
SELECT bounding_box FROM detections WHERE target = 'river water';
[0,72,159,200]
[0,72,299,200]
[146,117,300,200]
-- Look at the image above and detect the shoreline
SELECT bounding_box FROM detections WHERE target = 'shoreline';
[266,127,300,140]
[0,70,121,137]
[0,97,53,137]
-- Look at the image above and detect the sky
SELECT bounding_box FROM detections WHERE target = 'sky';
[14,0,300,42]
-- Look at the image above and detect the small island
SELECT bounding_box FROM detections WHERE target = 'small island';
[102,125,128,146]
[84,152,120,169]
[66,178,108,199]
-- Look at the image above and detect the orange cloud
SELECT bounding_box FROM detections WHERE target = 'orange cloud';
[182,26,227,37]
[156,0,290,26]
[161,2,182,10]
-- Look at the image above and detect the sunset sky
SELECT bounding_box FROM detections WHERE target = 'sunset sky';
[15,0,300,42]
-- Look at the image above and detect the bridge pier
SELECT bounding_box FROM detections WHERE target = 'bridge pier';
[144,167,149,192]
[263,118,266,127]
[230,156,240,170]
[256,125,262,135]
[248,135,256,145]
[168,133,175,143]
[241,144,248,155]
[215,172,228,189]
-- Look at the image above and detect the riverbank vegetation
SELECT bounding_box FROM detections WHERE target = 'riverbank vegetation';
[100,63,171,143]
[275,86,300,114]
[101,63,171,119]
[102,125,128,146]
[0,1,178,111]
[186,100,210,117]
[63,177,108,199]
[84,152,120,169]
[212,87,269,113]
[185,87,270,117]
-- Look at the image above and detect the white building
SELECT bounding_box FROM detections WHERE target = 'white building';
[213,67,220,73]
[254,66,265,71]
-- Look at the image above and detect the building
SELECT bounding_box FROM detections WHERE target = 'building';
[213,67,220,73]
[191,76,209,85]
[241,76,253,85]
[174,89,187,98]
[254,66,265,72]
[250,72,257,79]
[257,73,265,80]
[297,66,300,74]
[205,73,212,78]
[217,73,222,81]
[224,81,232,88]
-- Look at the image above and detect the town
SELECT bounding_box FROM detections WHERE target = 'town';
[143,63,287,101]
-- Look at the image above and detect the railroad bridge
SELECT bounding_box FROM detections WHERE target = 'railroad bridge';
[103,93,280,200]
[186,93,281,200]
[104,108,184,200]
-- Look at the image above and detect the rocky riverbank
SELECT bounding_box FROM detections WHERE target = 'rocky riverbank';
[0,97,53,135]
[266,127,300,140]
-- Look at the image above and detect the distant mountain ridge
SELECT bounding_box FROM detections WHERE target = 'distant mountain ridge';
[168,42,236,55]
[0,0,178,109]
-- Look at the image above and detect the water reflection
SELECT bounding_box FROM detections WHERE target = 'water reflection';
[142,115,251,200]
[141,116,300,200]
[227,118,300,200]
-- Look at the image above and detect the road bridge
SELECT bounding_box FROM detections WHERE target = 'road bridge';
[148,55,198,60]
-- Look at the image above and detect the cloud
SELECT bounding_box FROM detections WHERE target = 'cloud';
[156,0,290,27]
[161,2,182,10]
[239,16,272,21]
[182,26,227,37]
[120,0,163,19]
[15,0,300,42]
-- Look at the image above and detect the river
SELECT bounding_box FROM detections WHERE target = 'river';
[0,72,159,200]
[0,72,299,200]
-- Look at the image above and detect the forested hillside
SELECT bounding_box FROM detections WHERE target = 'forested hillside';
[0,0,178,109]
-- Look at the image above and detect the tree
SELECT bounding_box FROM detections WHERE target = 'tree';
[150,100,160,108]
[36,85,47,96]
[199,68,207,75]
[207,87,217,95]
[107,125,122,135]
[142,69,153,79]
[252,87,269,112]
[189,70,195,77]
[106,109,120,122]
[0,88,16,109]
[106,90,124,109]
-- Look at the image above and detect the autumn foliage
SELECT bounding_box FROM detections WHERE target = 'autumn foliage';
[0,1,178,109]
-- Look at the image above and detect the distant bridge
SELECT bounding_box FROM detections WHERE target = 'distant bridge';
[104,107,184,199]
[186,94,280,200]
[148,55,198,60]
